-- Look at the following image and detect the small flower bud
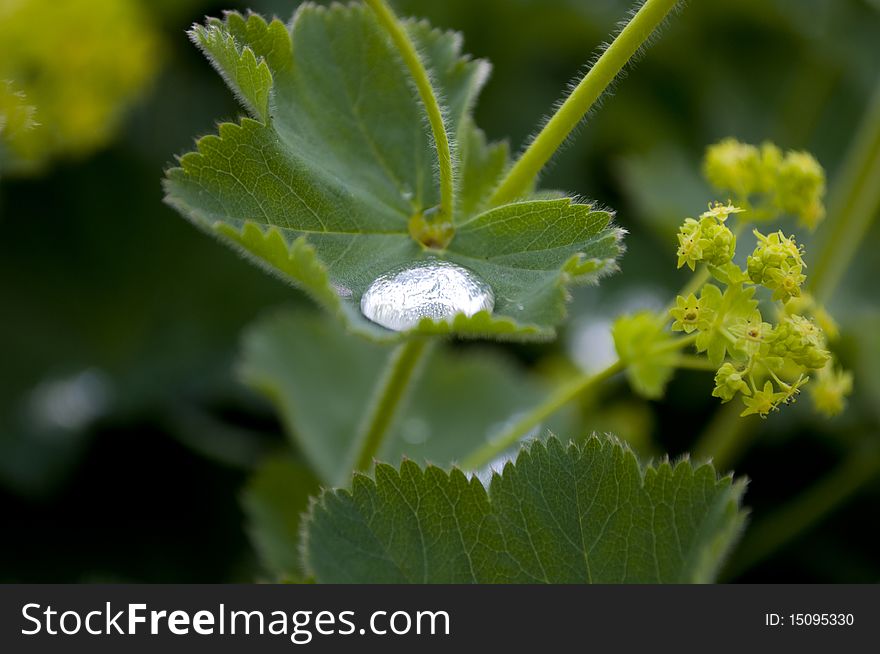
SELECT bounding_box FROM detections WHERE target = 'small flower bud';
[768,315,830,369]
[747,230,806,303]
[676,218,703,270]
[809,365,853,417]
[712,362,750,402]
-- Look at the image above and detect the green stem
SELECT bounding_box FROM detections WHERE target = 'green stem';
[674,266,711,305]
[674,354,718,371]
[489,0,680,205]
[653,331,697,354]
[460,328,699,471]
[811,78,880,304]
[692,401,755,471]
[350,337,432,474]
[724,444,880,579]
[461,360,625,470]
[366,0,454,220]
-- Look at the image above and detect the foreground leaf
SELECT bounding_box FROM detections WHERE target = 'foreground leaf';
[164,6,622,341]
[239,310,540,485]
[303,436,747,583]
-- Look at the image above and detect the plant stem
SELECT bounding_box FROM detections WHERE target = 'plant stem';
[674,354,718,371]
[460,360,625,470]
[724,444,880,579]
[692,401,756,471]
[366,0,454,221]
[673,266,711,306]
[811,78,880,304]
[350,337,432,474]
[489,0,680,205]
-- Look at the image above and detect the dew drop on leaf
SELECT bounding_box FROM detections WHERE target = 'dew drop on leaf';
[360,260,494,331]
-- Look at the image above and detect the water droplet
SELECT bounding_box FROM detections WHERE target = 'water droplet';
[360,260,494,331]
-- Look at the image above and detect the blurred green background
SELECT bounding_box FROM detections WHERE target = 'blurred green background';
[1,0,878,582]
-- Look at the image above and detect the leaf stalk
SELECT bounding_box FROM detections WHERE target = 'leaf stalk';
[366,0,455,228]
[489,0,680,205]
[461,359,625,470]
[349,337,433,476]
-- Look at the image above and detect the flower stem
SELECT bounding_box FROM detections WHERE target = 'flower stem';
[489,0,680,206]
[460,329,700,471]
[811,78,880,304]
[350,337,432,475]
[460,360,625,471]
[674,354,718,371]
[692,401,755,471]
[366,0,454,221]
[724,442,880,579]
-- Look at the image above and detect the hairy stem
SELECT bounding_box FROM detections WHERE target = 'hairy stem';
[724,443,880,579]
[811,79,880,304]
[350,337,432,474]
[489,0,680,205]
[461,360,626,471]
[461,329,700,471]
[366,0,454,221]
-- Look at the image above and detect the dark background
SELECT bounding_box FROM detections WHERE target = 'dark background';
[1,0,878,582]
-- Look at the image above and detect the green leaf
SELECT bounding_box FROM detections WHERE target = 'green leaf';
[303,435,747,583]
[241,455,321,581]
[164,6,622,342]
[457,117,508,218]
[190,20,276,122]
[239,309,540,485]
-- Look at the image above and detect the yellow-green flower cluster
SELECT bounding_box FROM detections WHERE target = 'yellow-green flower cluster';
[746,230,807,303]
[672,278,831,417]
[776,151,826,229]
[676,203,740,271]
[0,0,160,173]
[669,193,842,418]
[704,139,781,198]
[703,138,826,229]
[768,315,830,369]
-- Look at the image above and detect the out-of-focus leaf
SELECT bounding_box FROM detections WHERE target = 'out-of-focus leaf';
[612,311,678,399]
[303,435,747,583]
[239,309,539,485]
[241,456,321,581]
[164,6,622,342]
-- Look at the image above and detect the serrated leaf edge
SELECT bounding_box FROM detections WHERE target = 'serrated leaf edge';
[301,434,747,583]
